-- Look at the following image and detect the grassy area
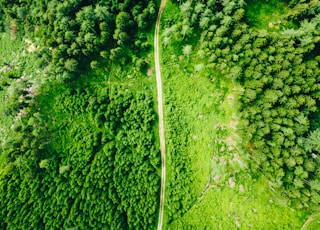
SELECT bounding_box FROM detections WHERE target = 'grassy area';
[169,176,308,229]
[305,214,320,230]
[0,33,23,64]
[0,33,22,117]
[245,0,292,31]
[0,32,40,153]
[160,0,309,228]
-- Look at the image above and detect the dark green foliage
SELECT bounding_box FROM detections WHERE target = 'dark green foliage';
[0,85,160,229]
[165,99,198,223]
[0,0,157,79]
[135,58,149,72]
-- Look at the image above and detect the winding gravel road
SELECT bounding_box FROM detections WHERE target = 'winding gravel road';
[154,0,166,229]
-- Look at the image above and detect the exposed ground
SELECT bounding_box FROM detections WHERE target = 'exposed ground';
[154,0,167,229]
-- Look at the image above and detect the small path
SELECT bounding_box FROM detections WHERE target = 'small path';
[154,0,167,229]
[300,213,320,230]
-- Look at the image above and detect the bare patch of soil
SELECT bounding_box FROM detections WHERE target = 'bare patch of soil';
[147,68,153,76]
[24,38,36,52]
[228,177,236,188]
[10,22,17,39]
[229,120,238,130]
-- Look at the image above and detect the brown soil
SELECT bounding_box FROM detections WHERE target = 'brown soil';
[147,68,153,76]
[10,22,17,39]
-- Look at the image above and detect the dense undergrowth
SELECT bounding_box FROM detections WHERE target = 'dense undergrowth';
[0,0,160,229]
[0,66,160,229]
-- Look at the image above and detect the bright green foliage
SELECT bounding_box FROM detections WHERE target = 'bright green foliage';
[0,83,160,229]
[1,0,320,228]
[245,0,292,30]
[166,0,320,216]
[0,0,160,226]
[160,2,244,223]
[169,177,307,229]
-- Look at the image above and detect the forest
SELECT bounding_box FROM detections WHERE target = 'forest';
[1,0,320,229]
[0,0,160,229]
[159,0,320,228]
[0,0,156,81]
[0,84,160,229]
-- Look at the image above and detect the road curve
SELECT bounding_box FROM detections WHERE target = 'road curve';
[154,0,167,230]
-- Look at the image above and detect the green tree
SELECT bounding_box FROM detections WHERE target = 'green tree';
[199,17,210,29]
[180,0,192,16]
[181,23,191,40]
[115,12,132,31]
[304,129,320,152]
[94,5,111,21]
[110,47,124,62]
[182,44,192,61]
[64,58,78,72]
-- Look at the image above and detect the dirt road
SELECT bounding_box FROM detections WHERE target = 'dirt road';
[154,0,167,229]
